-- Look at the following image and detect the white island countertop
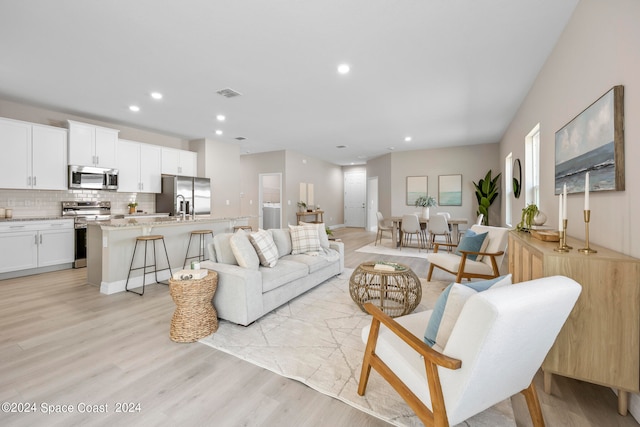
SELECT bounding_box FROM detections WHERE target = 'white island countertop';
[87,215,249,294]
[92,215,246,229]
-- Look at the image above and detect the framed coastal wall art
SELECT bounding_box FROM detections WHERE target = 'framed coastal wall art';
[555,85,625,194]
[406,176,427,206]
[438,174,462,206]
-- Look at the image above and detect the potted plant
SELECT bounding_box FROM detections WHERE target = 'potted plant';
[414,195,437,219]
[127,202,138,214]
[473,170,501,226]
[516,204,539,231]
[297,201,307,212]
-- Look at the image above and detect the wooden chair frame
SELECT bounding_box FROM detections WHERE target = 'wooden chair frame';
[358,302,545,427]
[426,242,504,283]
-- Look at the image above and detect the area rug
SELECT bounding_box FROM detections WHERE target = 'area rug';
[199,269,515,426]
[356,242,430,260]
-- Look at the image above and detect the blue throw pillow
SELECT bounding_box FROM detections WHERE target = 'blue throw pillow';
[454,229,488,261]
[424,275,511,348]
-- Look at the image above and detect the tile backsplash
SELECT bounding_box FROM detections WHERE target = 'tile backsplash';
[0,189,156,218]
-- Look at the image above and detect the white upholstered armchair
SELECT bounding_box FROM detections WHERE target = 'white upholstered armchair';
[426,224,509,282]
[358,276,581,426]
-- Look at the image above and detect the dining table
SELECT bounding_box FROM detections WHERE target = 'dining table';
[389,216,468,248]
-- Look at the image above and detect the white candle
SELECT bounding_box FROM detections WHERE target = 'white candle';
[563,183,567,220]
[585,172,590,210]
[558,194,563,231]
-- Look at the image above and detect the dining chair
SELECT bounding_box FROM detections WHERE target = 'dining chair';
[428,214,451,250]
[375,211,393,246]
[401,214,424,251]
[437,212,452,231]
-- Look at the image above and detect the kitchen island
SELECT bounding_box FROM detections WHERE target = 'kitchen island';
[87,215,249,294]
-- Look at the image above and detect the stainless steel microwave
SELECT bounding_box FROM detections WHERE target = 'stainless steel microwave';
[68,165,119,191]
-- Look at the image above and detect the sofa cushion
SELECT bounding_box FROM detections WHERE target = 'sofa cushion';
[269,228,292,257]
[281,253,332,274]
[249,229,279,268]
[213,233,237,265]
[261,259,309,292]
[230,229,260,270]
[207,242,217,263]
[299,221,330,249]
[289,224,321,254]
[454,230,488,261]
[424,274,512,351]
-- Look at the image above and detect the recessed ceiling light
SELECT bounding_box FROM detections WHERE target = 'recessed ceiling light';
[216,114,226,122]
[387,146,395,151]
[215,130,223,135]
[129,105,140,112]
[337,63,350,74]
[404,136,412,142]
[150,92,163,100]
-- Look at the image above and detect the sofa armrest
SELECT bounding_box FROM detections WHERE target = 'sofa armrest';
[329,240,345,272]
[200,260,264,326]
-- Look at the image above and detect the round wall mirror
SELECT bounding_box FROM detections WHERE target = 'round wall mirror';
[513,158,522,199]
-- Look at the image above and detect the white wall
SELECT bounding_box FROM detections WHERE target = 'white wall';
[500,0,640,256]
[369,143,501,225]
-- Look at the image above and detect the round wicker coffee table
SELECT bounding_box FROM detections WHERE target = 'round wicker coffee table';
[169,270,218,342]
[349,262,421,318]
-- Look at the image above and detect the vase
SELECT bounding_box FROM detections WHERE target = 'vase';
[533,211,547,226]
[129,206,136,214]
[422,207,430,219]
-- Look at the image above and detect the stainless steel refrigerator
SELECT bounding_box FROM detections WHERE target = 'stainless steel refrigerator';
[156,176,211,216]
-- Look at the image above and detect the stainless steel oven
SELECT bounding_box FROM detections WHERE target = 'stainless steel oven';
[62,201,111,268]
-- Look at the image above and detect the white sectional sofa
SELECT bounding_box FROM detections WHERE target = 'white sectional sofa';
[200,225,344,326]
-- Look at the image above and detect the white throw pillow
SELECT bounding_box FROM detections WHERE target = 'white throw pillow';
[229,229,260,270]
[269,228,292,257]
[299,221,330,249]
[249,229,279,268]
[289,224,321,255]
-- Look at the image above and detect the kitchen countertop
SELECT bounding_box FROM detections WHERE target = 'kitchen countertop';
[0,216,68,223]
[89,215,248,229]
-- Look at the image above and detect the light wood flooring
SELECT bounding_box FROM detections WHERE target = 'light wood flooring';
[0,227,637,426]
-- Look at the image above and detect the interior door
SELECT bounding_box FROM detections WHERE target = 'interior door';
[344,170,366,227]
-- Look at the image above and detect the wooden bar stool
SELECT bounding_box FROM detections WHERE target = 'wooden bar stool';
[125,234,172,296]
[183,230,214,269]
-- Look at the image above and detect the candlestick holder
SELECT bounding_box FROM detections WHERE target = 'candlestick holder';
[562,219,573,250]
[554,230,570,253]
[578,210,597,254]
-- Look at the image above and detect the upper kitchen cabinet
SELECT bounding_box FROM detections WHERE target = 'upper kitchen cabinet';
[0,117,67,190]
[161,147,197,176]
[68,120,119,168]
[117,139,161,193]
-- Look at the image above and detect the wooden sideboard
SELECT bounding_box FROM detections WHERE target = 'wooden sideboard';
[509,230,640,416]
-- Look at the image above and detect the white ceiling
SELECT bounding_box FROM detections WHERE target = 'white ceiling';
[0,0,578,165]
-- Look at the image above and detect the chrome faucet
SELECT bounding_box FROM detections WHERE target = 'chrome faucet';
[176,194,186,219]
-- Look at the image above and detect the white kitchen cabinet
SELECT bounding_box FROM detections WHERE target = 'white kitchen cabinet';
[161,147,197,176]
[38,226,75,267]
[0,220,73,274]
[117,139,162,193]
[0,117,67,190]
[68,120,119,168]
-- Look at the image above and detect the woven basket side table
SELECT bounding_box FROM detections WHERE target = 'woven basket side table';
[169,270,218,342]
[349,262,422,318]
